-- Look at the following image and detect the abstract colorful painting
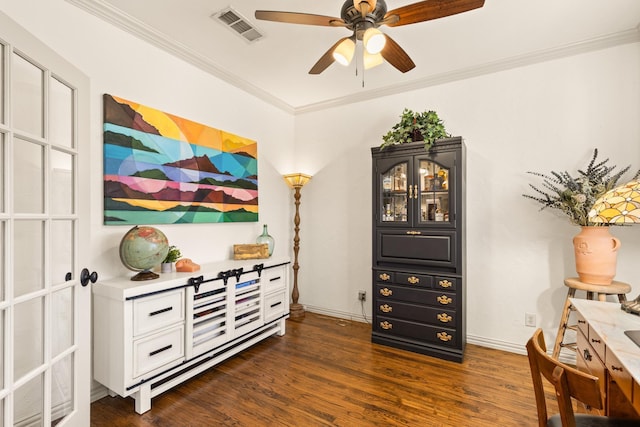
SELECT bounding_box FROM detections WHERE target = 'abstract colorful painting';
[103,94,258,225]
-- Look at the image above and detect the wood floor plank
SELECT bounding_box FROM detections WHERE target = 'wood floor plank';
[91,313,544,426]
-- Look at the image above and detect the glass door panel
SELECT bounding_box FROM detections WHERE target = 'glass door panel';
[50,150,74,216]
[51,354,74,424]
[13,220,44,297]
[11,52,44,138]
[0,133,4,212]
[13,137,44,214]
[14,297,44,380]
[49,77,74,149]
[51,286,73,357]
[51,220,74,286]
[381,163,408,223]
[419,159,450,223]
[14,373,43,426]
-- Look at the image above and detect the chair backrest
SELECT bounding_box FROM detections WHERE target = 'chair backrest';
[526,328,604,427]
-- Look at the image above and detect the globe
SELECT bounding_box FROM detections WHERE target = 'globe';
[119,226,170,281]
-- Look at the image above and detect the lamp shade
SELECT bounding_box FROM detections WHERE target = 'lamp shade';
[363,28,386,54]
[333,38,355,66]
[364,50,384,70]
[589,180,640,224]
[283,173,312,188]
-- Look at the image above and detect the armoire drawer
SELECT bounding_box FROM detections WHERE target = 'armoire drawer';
[375,284,456,308]
[375,316,457,347]
[376,300,457,327]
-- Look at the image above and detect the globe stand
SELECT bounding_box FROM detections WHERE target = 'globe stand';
[131,270,159,281]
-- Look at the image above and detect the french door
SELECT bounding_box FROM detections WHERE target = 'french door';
[0,11,91,426]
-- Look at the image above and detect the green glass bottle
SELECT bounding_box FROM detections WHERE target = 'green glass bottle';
[256,224,275,256]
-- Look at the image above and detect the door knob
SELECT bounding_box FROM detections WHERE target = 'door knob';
[80,268,98,287]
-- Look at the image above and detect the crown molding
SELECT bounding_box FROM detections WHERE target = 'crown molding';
[65,0,296,114]
[295,25,640,114]
[65,1,639,116]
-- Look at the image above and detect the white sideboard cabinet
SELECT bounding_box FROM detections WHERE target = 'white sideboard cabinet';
[93,257,290,414]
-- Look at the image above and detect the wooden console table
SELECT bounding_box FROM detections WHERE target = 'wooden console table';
[572,298,640,417]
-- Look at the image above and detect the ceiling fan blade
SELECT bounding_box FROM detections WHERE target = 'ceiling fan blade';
[255,11,346,27]
[309,37,350,75]
[385,0,484,27]
[380,34,415,73]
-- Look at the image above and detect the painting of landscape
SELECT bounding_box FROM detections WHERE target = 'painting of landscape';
[103,94,258,225]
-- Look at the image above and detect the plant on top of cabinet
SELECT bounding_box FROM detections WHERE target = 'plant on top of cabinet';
[381,109,450,151]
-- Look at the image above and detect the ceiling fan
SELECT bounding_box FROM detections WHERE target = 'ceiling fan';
[255,0,485,75]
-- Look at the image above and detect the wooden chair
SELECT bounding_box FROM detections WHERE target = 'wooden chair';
[526,328,638,427]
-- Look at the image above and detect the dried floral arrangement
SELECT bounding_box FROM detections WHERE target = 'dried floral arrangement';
[523,148,638,226]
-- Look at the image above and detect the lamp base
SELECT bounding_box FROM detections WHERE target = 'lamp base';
[289,302,305,321]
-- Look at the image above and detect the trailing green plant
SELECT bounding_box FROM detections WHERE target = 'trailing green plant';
[522,148,638,226]
[163,245,182,263]
[381,109,450,150]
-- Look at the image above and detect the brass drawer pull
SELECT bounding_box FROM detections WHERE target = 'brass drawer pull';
[439,280,452,288]
[379,273,390,281]
[407,276,420,284]
[591,338,601,344]
[437,313,452,323]
[380,288,393,297]
[577,319,586,324]
[414,185,418,199]
[437,332,452,342]
[611,365,624,372]
[437,295,453,305]
[408,185,413,198]
[380,321,393,330]
[380,304,393,313]
[406,230,422,235]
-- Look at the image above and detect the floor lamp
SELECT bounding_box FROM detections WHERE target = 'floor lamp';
[284,173,312,321]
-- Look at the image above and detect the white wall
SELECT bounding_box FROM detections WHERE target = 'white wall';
[0,0,296,280]
[295,42,640,353]
[3,0,639,362]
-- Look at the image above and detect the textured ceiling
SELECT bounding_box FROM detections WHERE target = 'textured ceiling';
[69,0,640,113]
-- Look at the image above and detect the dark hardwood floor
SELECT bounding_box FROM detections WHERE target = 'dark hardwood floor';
[91,313,545,426]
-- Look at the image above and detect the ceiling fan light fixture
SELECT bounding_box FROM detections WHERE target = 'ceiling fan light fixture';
[333,38,356,66]
[363,50,384,69]
[363,27,385,54]
[353,0,377,14]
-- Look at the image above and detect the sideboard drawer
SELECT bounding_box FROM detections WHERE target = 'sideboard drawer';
[264,291,286,323]
[133,290,184,337]
[262,265,286,293]
[133,325,184,378]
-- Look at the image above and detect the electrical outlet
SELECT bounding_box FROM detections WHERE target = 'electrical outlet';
[525,312,536,327]
[358,290,366,301]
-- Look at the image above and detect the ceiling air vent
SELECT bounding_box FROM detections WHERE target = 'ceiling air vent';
[213,7,263,43]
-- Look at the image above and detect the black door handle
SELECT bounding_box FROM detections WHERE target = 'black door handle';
[80,268,98,287]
